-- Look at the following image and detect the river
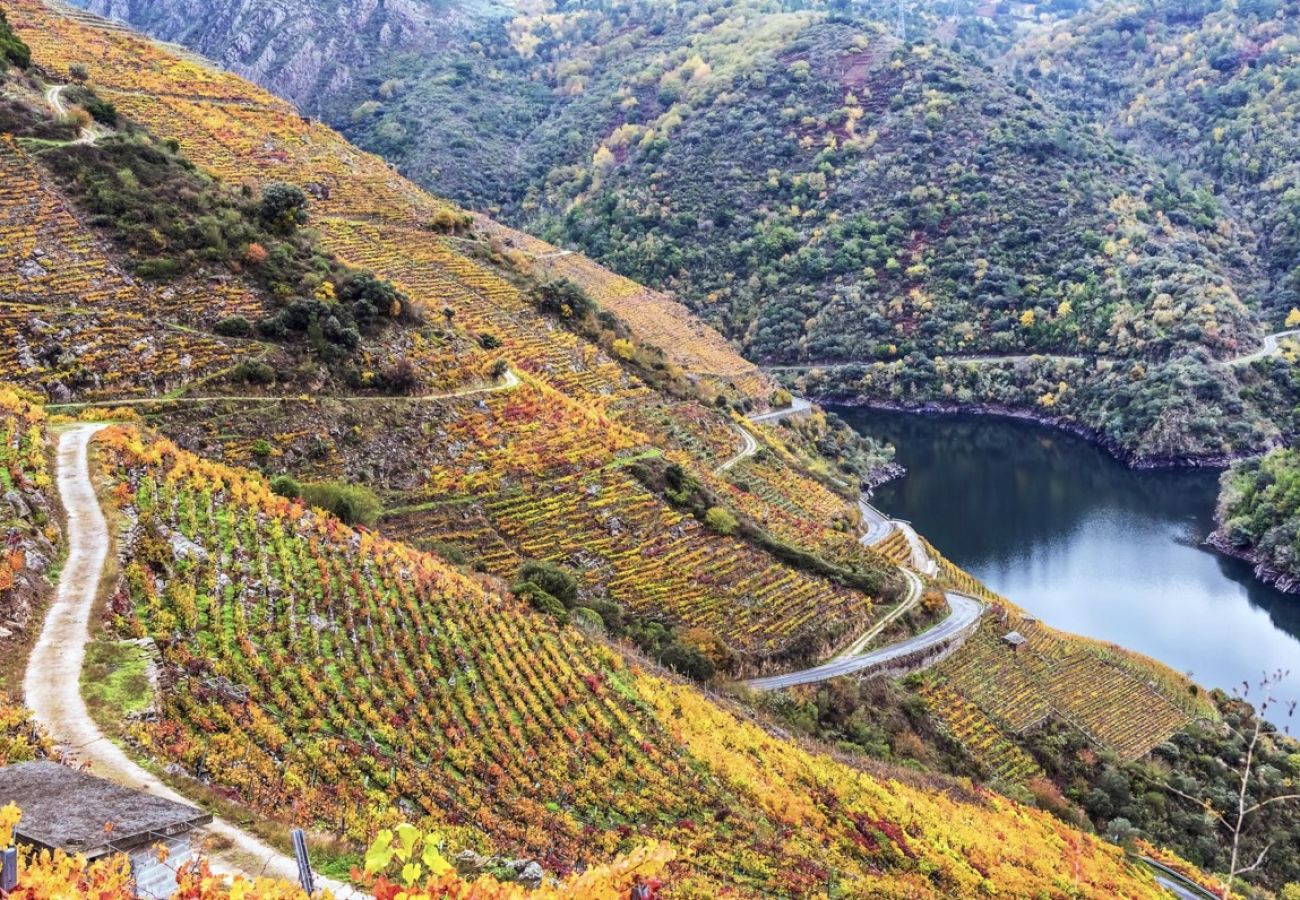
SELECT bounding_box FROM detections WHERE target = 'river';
[838,406,1300,717]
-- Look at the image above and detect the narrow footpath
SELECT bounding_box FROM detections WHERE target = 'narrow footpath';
[45,83,100,145]
[24,424,359,896]
[48,368,520,412]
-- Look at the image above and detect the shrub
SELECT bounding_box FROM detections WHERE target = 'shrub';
[0,11,30,70]
[534,279,595,320]
[571,606,605,634]
[230,359,275,385]
[478,332,501,349]
[422,540,468,566]
[133,257,183,280]
[379,357,420,393]
[660,641,716,681]
[214,315,253,338]
[337,271,408,323]
[516,560,580,607]
[258,182,309,235]
[514,581,568,624]
[269,475,301,499]
[82,96,118,127]
[585,598,625,633]
[704,505,738,535]
[300,481,382,527]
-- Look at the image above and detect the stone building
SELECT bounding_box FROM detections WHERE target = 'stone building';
[0,761,211,898]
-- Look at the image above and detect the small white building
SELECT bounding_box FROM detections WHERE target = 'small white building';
[0,761,211,899]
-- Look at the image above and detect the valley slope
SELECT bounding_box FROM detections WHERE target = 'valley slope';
[1,1,1293,896]
[72,0,1300,464]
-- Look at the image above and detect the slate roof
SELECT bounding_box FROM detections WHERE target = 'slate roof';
[0,761,211,857]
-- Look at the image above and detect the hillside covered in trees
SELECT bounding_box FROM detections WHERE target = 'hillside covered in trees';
[74,0,1300,464]
[3,1,1300,896]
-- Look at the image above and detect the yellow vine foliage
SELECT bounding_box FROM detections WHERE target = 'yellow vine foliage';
[0,803,672,900]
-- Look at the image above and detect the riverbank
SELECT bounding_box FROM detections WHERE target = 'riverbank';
[819,394,1271,471]
[836,404,1300,712]
[1204,530,1300,595]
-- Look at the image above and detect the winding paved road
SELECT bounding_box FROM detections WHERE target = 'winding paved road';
[713,395,974,687]
[1230,328,1300,365]
[746,593,982,691]
[762,329,1300,374]
[25,425,359,896]
[858,499,894,546]
[748,396,813,423]
[714,422,759,475]
[711,397,812,476]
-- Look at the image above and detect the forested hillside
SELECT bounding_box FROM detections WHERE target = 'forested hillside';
[4,1,1298,896]
[1009,0,1300,317]
[74,0,1300,463]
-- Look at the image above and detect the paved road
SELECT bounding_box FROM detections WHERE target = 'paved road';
[47,368,520,411]
[1230,329,1300,365]
[45,84,99,145]
[746,593,982,691]
[1140,858,1221,900]
[748,396,813,423]
[714,422,759,474]
[761,329,1300,373]
[711,397,812,475]
[25,425,359,896]
[859,499,894,547]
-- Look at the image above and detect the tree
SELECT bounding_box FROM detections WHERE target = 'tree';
[0,11,30,71]
[1286,308,1300,329]
[337,271,407,324]
[534,279,594,320]
[515,560,579,607]
[257,182,309,236]
[1155,671,1299,899]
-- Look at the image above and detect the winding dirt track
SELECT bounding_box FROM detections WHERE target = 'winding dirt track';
[45,84,99,145]
[25,424,358,896]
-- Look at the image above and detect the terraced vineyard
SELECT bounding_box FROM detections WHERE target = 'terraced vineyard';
[486,469,870,662]
[922,554,1210,768]
[2,0,902,669]
[0,5,1244,893]
[93,425,1180,898]
[0,137,244,399]
[11,0,763,410]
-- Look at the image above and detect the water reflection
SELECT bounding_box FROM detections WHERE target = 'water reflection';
[838,407,1300,717]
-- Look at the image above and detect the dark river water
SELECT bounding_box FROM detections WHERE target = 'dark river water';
[837,406,1300,717]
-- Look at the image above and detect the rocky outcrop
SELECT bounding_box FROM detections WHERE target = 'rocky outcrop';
[1205,530,1300,595]
[74,0,491,111]
[1,482,61,642]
